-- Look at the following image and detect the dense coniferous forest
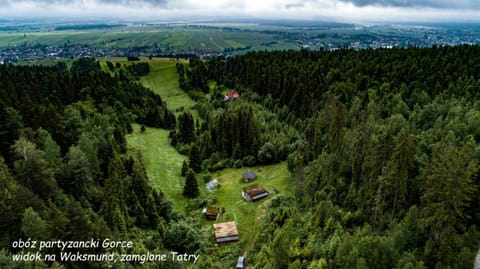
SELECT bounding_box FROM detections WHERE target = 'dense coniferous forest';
[0,58,186,268]
[1,45,480,268]
[175,45,480,268]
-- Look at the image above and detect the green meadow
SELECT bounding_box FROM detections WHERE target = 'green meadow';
[123,58,196,211]
[139,58,196,115]
[127,124,188,210]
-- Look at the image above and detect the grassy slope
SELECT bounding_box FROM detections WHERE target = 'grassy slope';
[124,58,195,211]
[139,58,196,115]
[128,124,188,210]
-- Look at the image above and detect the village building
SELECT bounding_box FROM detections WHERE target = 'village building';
[242,171,256,182]
[213,221,239,244]
[224,91,240,101]
[242,184,270,202]
[202,206,220,220]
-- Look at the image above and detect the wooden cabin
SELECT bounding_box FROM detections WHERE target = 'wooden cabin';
[242,184,269,202]
[213,221,239,244]
[203,206,220,220]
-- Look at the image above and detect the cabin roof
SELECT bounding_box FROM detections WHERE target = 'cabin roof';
[213,221,238,238]
[203,206,220,216]
[242,171,256,180]
[224,91,240,101]
[243,184,268,197]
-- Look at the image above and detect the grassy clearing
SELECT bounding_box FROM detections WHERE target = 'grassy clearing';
[139,58,196,115]
[98,57,196,116]
[200,162,292,250]
[127,123,188,211]
[124,58,198,211]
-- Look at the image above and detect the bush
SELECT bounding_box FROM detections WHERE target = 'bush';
[242,155,256,166]
[203,172,212,183]
[233,159,243,168]
[127,55,140,61]
[257,142,277,164]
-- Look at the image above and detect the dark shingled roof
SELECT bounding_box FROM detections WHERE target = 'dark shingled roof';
[242,171,256,180]
[243,184,268,197]
[204,206,219,216]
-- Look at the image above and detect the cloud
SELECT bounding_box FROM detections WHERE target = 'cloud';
[98,0,167,7]
[285,3,305,9]
[337,0,480,8]
[0,0,479,22]
[3,0,75,4]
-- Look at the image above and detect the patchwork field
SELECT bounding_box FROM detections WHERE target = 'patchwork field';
[0,26,281,51]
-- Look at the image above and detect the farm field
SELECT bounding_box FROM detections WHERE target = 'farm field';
[0,26,282,52]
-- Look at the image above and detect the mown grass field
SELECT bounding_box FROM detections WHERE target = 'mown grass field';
[139,58,196,115]
[202,163,292,247]
[99,57,195,115]
[127,124,189,210]
[124,58,197,211]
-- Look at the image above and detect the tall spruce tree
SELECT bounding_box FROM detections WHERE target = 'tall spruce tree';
[181,160,188,176]
[178,112,195,144]
[183,169,199,198]
[421,142,478,265]
[189,144,202,173]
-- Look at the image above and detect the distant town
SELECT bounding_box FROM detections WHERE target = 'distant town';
[1,21,480,64]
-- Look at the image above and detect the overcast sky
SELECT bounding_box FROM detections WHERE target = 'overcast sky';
[0,0,479,23]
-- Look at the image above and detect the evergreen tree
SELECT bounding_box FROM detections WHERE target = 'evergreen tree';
[0,157,19,249]
[178,112,195,144]
[189,144,202,173]
[21,207,50,241]
[183,170,199,198]
[61,146,93,201]
[421,142,478,266]
[181,160,188,176]
[36,128,62,173]
[67,199,93,241]
[0,107,24,162]
[387,131,416,220]
[12,137,58,201]
[100,156,129,234]
[272,230,290,268]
